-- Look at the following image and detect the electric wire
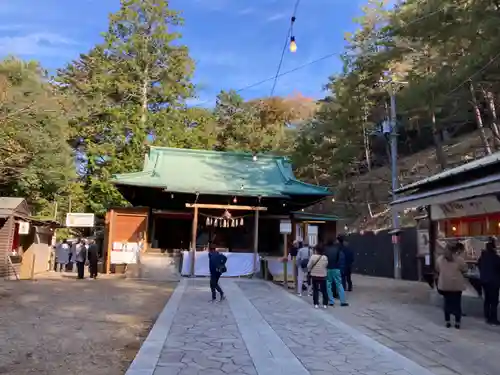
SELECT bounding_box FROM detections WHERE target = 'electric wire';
[269,0,301,96]
[193,4,496,107]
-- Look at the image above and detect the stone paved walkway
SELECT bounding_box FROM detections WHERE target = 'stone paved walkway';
[311,275,500,375]
[126,278,439,375]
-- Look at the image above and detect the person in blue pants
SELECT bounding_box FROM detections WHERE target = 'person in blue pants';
[324,238,349,307]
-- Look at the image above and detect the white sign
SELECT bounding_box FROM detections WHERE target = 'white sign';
[18,221,30,235]
[416,229,430,256]
[280,220,292,234]
[307,225,318,247]
[430,195,500,220]
[111,242,139,264]
[66,213,95,228]
[424,254,430,266]
[307,225,318,236]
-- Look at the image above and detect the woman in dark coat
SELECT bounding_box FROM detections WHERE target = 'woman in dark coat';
[478,238,500,325]
[87,239,99,280]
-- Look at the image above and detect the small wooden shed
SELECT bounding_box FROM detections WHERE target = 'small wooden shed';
[0,197,60,279]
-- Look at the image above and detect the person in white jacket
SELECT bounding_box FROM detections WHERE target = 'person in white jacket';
[296,243,312,296]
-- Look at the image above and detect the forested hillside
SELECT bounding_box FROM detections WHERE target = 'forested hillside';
[1,0,500,229]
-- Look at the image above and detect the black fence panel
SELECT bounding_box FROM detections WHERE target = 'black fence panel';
[347,227,419,281]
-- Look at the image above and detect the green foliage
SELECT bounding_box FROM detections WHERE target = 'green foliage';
[5,0,500,226]
[292,0,500,191]
[0,57,75,216]
[56,0,198,215]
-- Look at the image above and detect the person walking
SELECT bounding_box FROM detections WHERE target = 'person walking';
[325,237,349,307]
[296,242,312,296]
[436,243,467,329]
[87,239,99,280]
[208,247,226,302]
[55,239,70,272]
[478,238,500,325]
[307,245,329,309]
[340,237,354,291]
[74,239,87,280]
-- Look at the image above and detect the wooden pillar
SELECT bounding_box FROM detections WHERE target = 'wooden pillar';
[253,210,259,275]
[291,217,297,242]
[283,233,288,287]
[428,208,437,274]
[303,223,309,245]
[150,214,156,249]
[105,209,115,274]
[190,206,198,277]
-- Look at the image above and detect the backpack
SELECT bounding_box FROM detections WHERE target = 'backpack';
[299,248,311,269]
[216,253,227,274]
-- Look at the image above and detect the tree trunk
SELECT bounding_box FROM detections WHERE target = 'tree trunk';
[482,88,500,149]
[430,109,447,170]
[469,81,492,155]
[362,107,372,171]
[140,67,149,127]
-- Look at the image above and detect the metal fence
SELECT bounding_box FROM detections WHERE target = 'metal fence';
[347,227,419,281]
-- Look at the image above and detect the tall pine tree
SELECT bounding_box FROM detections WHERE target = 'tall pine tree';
[57,0,195,214]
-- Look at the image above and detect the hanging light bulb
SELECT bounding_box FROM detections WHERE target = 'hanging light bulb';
[171,193,174,199]
[289,36,297,53]
[233,197,237,204]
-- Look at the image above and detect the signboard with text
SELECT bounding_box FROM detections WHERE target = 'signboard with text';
[65,213,95,228]
[430,195,500,220]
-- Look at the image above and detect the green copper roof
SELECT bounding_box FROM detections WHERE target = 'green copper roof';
[292,212,340,222]
[112,147,331,198]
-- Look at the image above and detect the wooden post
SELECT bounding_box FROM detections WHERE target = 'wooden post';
[106,209,115,274]
[283,233,288,287]
[151,216,156,249]
[253,210,259,275]
[30,254,36,280]
[190,205,198,277]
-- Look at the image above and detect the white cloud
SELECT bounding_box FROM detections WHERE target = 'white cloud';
[0,24,30,31]
[238,7,254,15]
[195,51,240,67]
[267,12,287,22]
[0,32,77,57]
[191,0,228,11]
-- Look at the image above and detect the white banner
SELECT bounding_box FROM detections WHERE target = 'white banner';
[66,213,95,227]
[111,242,139,264]
[266,258,294,279]
[430,195,500,220]
[181,251,259,277]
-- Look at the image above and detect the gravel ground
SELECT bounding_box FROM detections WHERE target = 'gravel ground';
[0,272,174,375]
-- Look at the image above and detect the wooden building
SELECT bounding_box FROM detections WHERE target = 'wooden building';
[104,147,333,276]
[391,152,500,294]
[0,197,60,279]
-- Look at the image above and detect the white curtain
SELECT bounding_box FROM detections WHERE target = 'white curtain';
[181,251,260,277]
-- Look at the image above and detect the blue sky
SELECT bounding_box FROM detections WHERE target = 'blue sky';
[0,0,365,107]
